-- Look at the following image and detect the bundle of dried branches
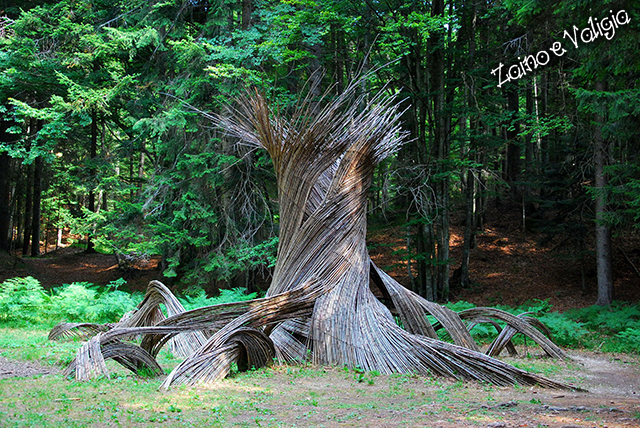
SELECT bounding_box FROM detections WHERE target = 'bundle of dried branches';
[52,76,580,391]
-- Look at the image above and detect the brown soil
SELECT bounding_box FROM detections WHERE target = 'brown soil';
[368,202,640,312]
[0,353,59,379]
[211,350,640,428]
[0,246,161,292]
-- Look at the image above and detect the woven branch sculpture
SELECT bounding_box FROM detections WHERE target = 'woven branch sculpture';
[51,77,578,391]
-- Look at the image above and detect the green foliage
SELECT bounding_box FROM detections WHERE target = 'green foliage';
[598,163,640,228]
[0,277,259,327]
[49,282,100,322]
[566,302,640,353]
[0,277,141,326]
[617,328,640,353]
[48,280,141,324]
[536,312,588,347]
[442,300,640,353]
[179,288,258,311]
[567,302,640,333]
[444,300,477,312]
[0,277,47,324]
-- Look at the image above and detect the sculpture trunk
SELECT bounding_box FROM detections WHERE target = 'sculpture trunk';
[53,76,579,391]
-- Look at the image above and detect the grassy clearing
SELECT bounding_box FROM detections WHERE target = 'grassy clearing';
[0,360,534,427]
[1,275,640,426]
[1,326,639,427]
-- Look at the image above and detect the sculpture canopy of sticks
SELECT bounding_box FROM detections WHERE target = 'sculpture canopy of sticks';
[50,75,579,391]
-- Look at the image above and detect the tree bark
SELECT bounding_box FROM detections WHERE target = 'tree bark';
[505,87,520,195]
[0,119,12,252]
[241,0,252,30]
[22,161,33,255]
[594,81,613,306]
[30,154,43,257]
[13,163,24,250]
[459,0,478,289]
[86,108,98,253]
[430,0,450,301]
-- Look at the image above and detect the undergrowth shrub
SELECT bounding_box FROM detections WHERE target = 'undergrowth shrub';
[566,302,640,353]
[0,276,257,327]
[567,302,640,333]
[617,328,640,352]
[2,275,639,354]
[48,280,141,324]
[179,288,258,311]
[49,282,102,322]
[535,311,588,347]
[0,276,47,324]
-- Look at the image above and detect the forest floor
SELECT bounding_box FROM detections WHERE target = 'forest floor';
[368,200,640,312]
[1,202,640,426]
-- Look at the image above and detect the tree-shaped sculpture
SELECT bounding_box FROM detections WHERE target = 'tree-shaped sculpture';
[51,77,576,390]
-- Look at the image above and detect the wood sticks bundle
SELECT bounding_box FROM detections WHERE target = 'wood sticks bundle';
[50,76,579,391]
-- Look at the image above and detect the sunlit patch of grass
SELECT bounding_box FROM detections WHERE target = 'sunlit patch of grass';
[0,327,79,367]
[0,323,635,427]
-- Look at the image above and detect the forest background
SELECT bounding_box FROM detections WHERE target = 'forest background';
[1,0,639,308]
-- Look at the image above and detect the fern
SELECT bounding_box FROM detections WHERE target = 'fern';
[49,282,100,322]
[0,277,47,325]
[537,312,588,347]
[617,328,640,353]
[567,302,640,334]
[49,280,140,324]
[179,287,257,311]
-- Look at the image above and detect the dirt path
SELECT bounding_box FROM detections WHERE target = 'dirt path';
[0,353,59,379]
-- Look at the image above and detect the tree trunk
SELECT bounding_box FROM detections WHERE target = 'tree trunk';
[241,0,252,30]
[30,154,43,257]
[0,122,12,252]
[0,152,11,252]
[415,219,428,298]
[86,108,98,253]
[138,144,145,193]
[459,0,478,289]
[524,81,534,200]
[505,87,520,195]
[0,112,21,253]
[101,119,108,212]
[461,166,475,288]
[13,163,24,251]
[430,0,449,301]
[22,162,33,256]
[594,81,613,306]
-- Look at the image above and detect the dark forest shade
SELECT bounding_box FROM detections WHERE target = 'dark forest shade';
[0,0,638,306]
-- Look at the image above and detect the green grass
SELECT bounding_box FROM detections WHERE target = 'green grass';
[2,276,640,426]
[0,327,79,367]
[0,324,638,427]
